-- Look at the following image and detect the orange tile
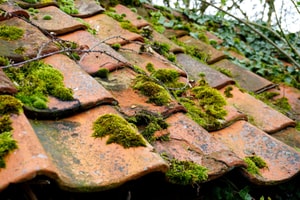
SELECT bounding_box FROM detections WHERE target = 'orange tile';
[211,120,300,185]
[72,0,105,17]
[0,69,17,94]
[0,2,29,20]
[272,127,300,149]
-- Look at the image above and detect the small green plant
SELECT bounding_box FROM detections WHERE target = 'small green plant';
[42,15,52,20]
[126,111,169,143]
[95,68,109,78]
[0,25,24,41]
[92,114,146,148]
[57,0,78,14]
[165,158,208,185]
[0,132,18,168]
[111,43,121,51]
[224,86,233,98]
[133,74,172,106]
[4,61,73,109]
[0,56,10,66]
[120,21,139,33]
[244,155,267,175]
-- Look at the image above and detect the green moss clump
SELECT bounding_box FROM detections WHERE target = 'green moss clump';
[4,61,73,109]
[0,132,18,168]
[57,0,78,14]
[0,95,23,115]
[111,43,121,51]
[92,114,146,148]
[0,56,10,66]
[244,155,267,175]
[96,68,109,78]
[145,63,155,73]
[224,86,233,98]
[14,47,26,55]
[0,25,24,41]
[0,115,12,133]
[152,69,180,85]
[166,159,208,185]
[42,15,52,20]
[126,111,169,143]
[120,21,139,33]
[180,84,227,131]
[133,74,172,106]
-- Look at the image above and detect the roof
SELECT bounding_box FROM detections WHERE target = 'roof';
[0,0,300,196]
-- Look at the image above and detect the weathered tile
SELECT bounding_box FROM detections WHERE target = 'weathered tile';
[213,59,275,93]
[178,35,226,64]
[29,105,168,191]
[84,14,144,45]
[119,43,187,76]
[114,4,149,28]
[223,105,248,127]
[163,29,188,39]
[220,86,296,133]
[152,30,184,53]
[0,17,58,61]
[211,121,300,185]
[59,30,129,75]
[272,127,300,149]
[153,113,246,180]
[0,2,29,20]
[0,69,17,94]
[267,84,300,121]
[176,53,234,89]
[72,0,105,18]
[205,31,223,44]
[0,113,58,191]
[31,6,86,35]
[43,54,117,109]
[14,0,57,9]
[96,67,186,117]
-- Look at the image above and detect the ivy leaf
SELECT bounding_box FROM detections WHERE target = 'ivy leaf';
[238,186,252,200]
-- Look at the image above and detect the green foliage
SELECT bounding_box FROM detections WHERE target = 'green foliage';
[42,15,52,20]
[0,95,23,115]
[96,68,109,78]
[224,86,233,98]
[0,115,12,133]
[57,0,78,14]
[133,74,172,106]
[165,158,208,185]
[0,25,24,41]
[0,56,10,66]
[126,111,169,143]
[120,21,139,33]
[244,155,267,175]
[4,61,73,109]
[111,43,121,51]
[92,114,146,148]
[0,132,18,168]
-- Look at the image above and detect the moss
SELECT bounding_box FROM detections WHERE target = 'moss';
[224,86,233,98]
[152,69,180,85]
[4,61,73,109]
[0,95,23,115]
[296,122,300,131]
[42,15,52,20]
[215,67,233,77]
[57,0,78,14]
[14,47,26,55]
[165,158,208,185]
[0,56,10,66]
[145,62,155,73]
[244,155,267,175]
[126,111,169,143]
[0,25,24,41]
[111,43,121,51]
[133,74,172,106]
[273,97,291,114]
[92,114,146,148]
[179,84,227,131]
[0,115,12,133]
[120,21,139,33]
[0,132,18,168]
[95,68,109,78]
[105,11,125,22]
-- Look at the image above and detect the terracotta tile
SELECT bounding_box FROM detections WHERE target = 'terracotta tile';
[178,35,226,64]
[29,105,168,191]
[59,30,129,75]
[72,0,105,18]
[0,113,58,191]
[0,2,29,20]
[152,30,184,53]
[96,67,186,117]
[220,86,296,133]
[163,29,189,38]
[84,14,144,45]
[0,17,58,62]
[267,84,300,121]
[153,113,245,180]
[119,42,187,76]
[14,0,57,9]
[272,127,300,149]
[205,31,223,44]
[213,59,275,93]
[41,54,117,113]
[176,53,234,89]
[0,69,17,94]
[211,121,300,185]
[114,4,149,28]
[223,105,248,127]
[31,6,86,35]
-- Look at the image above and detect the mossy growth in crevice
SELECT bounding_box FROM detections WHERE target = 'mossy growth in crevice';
[0,95,22,168]
[105,9,139,33]
[179,80,227,131]
[224,86,233,98]
[132,74,172,106]
[95,68,110,79]
[126,111,169,143]
[161,154,208,185]
[57,0,79,15]
[0,25,24,41]
[92,113,146,148]
[4,61,74,110]
[244,155,267,175]
[150,41,176,62]
[0,56,10,66]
